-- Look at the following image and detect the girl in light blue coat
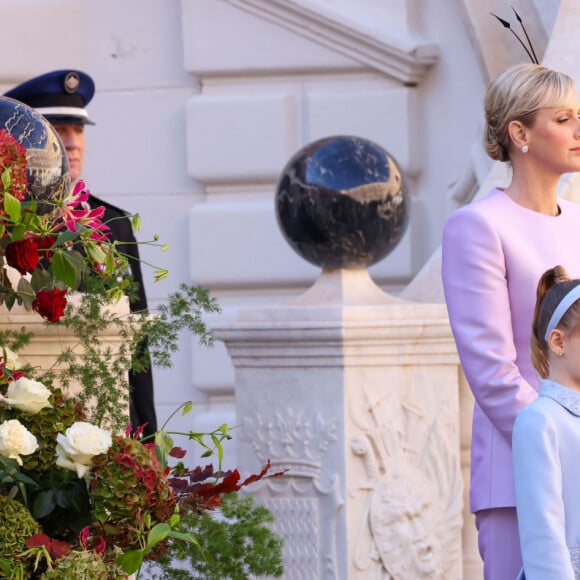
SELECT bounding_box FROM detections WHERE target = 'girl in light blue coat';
[514,265,580,579]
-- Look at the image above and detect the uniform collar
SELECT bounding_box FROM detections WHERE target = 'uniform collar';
[540,379,580,416]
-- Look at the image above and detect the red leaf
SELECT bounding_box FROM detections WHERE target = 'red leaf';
[169,446,187,458]
[240,459,288,487]
[50,539,72,559]
[26,533,51,549]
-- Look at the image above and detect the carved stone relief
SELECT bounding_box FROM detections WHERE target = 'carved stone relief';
[242,408,342,579]
[351,388,463,579]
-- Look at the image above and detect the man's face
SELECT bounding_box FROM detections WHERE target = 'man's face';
[52,123,86,182]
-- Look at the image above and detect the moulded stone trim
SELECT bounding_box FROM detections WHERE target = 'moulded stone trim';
[225,0,439,85]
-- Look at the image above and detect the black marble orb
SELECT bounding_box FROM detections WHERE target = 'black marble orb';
[0,96,70,206]
[275,135,409,269]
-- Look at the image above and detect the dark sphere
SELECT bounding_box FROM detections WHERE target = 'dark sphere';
[0,96,70,207]
[275,135,409,269]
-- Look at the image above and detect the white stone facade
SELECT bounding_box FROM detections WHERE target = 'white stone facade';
[0,0,577,576]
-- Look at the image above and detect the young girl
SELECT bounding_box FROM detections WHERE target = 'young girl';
[441,63,580,579]
[513,265,580,578]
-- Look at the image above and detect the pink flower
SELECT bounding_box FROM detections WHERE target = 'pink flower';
[79,526,106,554]
[57,180,111,240]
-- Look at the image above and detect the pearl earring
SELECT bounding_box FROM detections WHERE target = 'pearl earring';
[522,145,529,153]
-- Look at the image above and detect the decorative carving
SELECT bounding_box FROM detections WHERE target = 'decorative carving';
[351,390,463,579]
[264,497,320,578]
[243,408,337,477]
[243,409,342,578]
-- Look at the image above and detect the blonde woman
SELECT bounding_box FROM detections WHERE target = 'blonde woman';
[442,63,580,579]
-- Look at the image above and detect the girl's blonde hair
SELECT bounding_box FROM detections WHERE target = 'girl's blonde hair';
[484,63,576,162]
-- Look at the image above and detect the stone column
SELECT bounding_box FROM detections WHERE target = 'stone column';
[214,269,463,579]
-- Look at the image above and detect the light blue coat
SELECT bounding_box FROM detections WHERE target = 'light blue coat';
[513,379,580,579]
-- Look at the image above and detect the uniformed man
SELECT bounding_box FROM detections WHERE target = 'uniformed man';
[5,70,158,437]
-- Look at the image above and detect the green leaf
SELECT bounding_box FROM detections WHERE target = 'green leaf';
[147,522,171,548]
[32,489,57,519]
[182,401,193,416]
[12,471,38,486]
[64,249,86,270]
[3,191,21,223]
[17,277,34,310]
[155,431,174,468]
[52,251,80,288]
[117,549,146,575]
[168,530,201,546]
[1,168,10,190]
[30,268,52,292]
[9,224,26,241]
[4,292,15,310]
[54,230,79,246]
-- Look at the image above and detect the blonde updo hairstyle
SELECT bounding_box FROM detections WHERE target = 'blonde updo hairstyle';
[484,63,576,162]
[531,265,580,378]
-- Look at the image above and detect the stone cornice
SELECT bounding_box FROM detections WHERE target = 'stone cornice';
[225,0,439,85]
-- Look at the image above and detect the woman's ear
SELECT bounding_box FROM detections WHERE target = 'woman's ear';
[507,120,528,149]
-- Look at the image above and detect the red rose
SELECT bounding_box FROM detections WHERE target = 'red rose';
[35,235,57,259]
[5,237,39,274]
[32,288,68,323]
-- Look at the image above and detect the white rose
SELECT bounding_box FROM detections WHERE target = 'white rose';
[0,377,52,414]
[0,419,38,465]
[55,421,112,478]
[1,348,20,370]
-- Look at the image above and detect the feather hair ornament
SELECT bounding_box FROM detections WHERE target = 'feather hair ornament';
[490,6,539,64]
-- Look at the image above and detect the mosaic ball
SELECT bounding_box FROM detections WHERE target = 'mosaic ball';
[275,135,409,269]
[0,96,70,206]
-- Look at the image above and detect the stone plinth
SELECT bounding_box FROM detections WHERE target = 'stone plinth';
[0,294,131,401]
[214,269,464,579]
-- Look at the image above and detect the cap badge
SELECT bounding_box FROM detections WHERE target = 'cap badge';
[64,72,80,94]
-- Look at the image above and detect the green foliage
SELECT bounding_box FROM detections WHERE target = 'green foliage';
[16,388,85,473]
[34,281,220,432]
[90,436,177,551]
[41,550,109,580]
[0,281,283,579]
[0,494,40,559]
[142,283,220,369]
[0,327,33,353]
[145,493,284,580]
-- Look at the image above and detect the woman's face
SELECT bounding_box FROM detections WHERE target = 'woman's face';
[525,98,580,175]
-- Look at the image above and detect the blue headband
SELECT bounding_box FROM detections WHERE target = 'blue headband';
[544,285,580,341]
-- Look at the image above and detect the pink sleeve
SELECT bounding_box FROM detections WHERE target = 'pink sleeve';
[441,208,538,442]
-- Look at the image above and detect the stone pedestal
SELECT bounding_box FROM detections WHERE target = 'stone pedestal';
[0,294,131,402]
[214,269,464,579]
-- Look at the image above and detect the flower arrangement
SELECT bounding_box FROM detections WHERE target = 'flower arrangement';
[0,109,285,578]
[0,363,283,579]
[0,128,128,320]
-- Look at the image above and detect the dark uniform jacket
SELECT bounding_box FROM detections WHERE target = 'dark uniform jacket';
[89,194,157,437]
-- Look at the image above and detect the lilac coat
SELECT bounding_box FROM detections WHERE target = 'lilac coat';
[441,188,580,513]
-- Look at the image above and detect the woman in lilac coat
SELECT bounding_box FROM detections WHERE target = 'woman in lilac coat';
[441,63,580,580]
